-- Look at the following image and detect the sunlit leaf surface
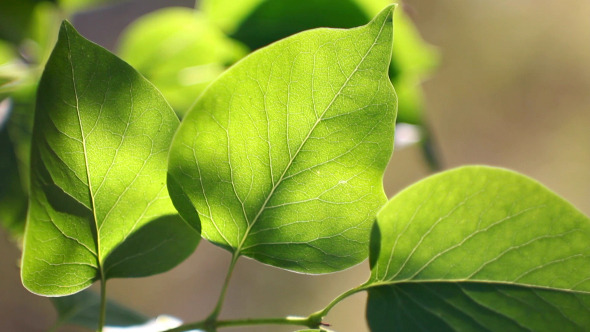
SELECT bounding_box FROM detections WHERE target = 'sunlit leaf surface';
[21,22,199,296]
[366,166,590,331]
[169,6,396,273]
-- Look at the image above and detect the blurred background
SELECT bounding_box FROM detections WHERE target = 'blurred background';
[1,0,589,331]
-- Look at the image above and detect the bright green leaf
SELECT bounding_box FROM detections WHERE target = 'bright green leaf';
[366,166,590,331]
[21,21,199,296]
[200,0,265,33]
[169,6,397,273]
[118,7,247,116]
[0,40,16,65]
[51,289,148,330]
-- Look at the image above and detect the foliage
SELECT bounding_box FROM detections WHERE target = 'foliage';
[0,1,588,332]
[168,6,395,273]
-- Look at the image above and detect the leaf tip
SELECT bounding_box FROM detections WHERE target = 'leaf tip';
[60,19,75,33]
[371,4,397,27]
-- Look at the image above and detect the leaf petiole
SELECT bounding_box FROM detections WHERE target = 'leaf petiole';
[206,252,240,322]
[98,278,107,332]
[307,283,370,324]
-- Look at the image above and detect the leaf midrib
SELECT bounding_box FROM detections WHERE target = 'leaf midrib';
[65,25,103,277]
[366,279,590,296]
[233,17,391,254]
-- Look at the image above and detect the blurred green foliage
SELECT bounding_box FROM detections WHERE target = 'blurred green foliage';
[118,8,247,115]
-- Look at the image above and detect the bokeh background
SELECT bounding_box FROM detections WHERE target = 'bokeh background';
[1,0,589,331]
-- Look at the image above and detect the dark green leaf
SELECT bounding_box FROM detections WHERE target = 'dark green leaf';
[228,0,370,50]
[169,6,396,273]
[0,119,28,240]
[367,283,590,332]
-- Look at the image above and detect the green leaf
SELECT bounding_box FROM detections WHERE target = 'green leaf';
[366,166,590,331]
[58,0,123,14]
[21,21,199,296]
[200,0,265,33]
[51,289,148,330]
[367,283,590,332]
[200,0,390,35]
[118,7,247,116]
[201,0,436,127]
[228,0,370,50]
[168,6,396,273]
[0,120,28,240]
[389,8,438,125]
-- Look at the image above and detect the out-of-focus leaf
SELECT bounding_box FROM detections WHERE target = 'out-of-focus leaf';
[0,116,28,241]
[21,21,199,296]
[0,80,36,244]
[118,7,247,116]
[27,1,61,65]
[169,6,396,273]
[51,289,148,330]
[389,8,438,124]
[228,0,370,50]
[58,0,124,14]
[0,41,16,65]
[365,166,590,331]
[0,0,52,44]
[200,0,390,34]
[200,0,264,33]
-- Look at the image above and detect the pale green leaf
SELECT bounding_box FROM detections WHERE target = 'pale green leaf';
[118,8,247,115]
[366,166,590,331]
[21,21,199,296]
[51,289,148,330]
[169,6,397,273]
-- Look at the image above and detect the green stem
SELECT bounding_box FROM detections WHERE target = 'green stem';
[207,253,239,321]
[164,316,315,332]
[97,278,107,332]
[164,283,370,332]
[307,283,369,323]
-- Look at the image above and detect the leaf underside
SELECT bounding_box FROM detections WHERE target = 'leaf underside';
[367,283,590,332]
[21,21,198,296]
[51,289,149,330]
[366,166,590,331]
[168,6,397,273]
